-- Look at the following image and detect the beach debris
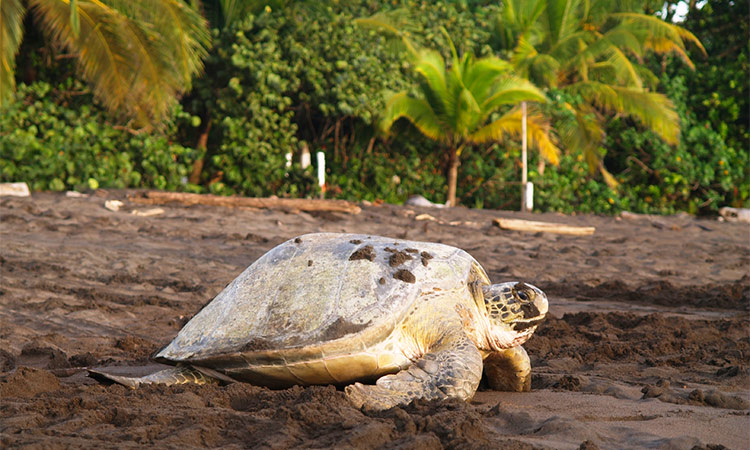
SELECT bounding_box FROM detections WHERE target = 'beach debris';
[449,220,479,227]
[0,182,30,197]
[413,213,479,228]
[494,218,595,236]
[620,211,681,230]
[131,208,165,217]
[104,200,124,212]
[718,207,750,223]
[404,195,445,208]
[128,191,361,214]
[65,191,88,198]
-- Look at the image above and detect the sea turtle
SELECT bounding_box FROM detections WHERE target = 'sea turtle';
[96,233,548,410]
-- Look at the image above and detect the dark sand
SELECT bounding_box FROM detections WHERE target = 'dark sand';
[1,191,748,449]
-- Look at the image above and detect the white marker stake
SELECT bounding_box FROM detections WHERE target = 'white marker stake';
[316,151,325,199]
[521,101,528,212]
[525,181,534,211]
[300,145,311,169]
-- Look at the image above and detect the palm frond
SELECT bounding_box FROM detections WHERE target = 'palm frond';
[0,0,25,107]
[29,0,209,128]
[546,0,588,47]
[635,64,659,89]
[555,103,621,186]
[528,53,559,88]
[549,30,596,68]
[414,49,451,121]
[219,0,254,27]
[137,0,210,87]
[353,9,419,59]
[599,25,643,59]
[568,81,679,144]
[103,0,209,86]
[379,92,445,142]
[612,85,679,144]
[440,27,460,70]
[469,107,560,164]
[555,103,604,157]
[510,33,537,76]
[455,86,481,136]
[588,45,642,87]
[462,55,511,103]
[573,26,643,87]
[478,76,547,126]
[611,12,706,68]
[30,0,137,119]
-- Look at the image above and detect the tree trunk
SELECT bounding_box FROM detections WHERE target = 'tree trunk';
[447,147,459,207]
[188,117,212,185]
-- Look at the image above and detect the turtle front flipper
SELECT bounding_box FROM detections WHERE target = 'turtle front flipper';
[89,365,219,388]
[345,334,483,410]
[483,346,531,392]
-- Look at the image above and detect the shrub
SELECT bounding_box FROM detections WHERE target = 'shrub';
[0,80,197,192]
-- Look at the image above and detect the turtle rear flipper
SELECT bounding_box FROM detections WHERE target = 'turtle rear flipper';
[89,365,223,388]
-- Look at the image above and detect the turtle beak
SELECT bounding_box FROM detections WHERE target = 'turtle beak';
[513,316,546,331]
[513,283,548,331]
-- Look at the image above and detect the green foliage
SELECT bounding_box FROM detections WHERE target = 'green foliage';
[328,141,446,205]
[603,73,748,214]
[181,2,493,198]
[186,13,307,196]
[669,0,749,170]
[0,80,196,192]
[4,0,745,217]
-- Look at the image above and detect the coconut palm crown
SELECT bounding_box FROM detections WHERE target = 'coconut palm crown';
[494,0,705,184]
[0,0,210,129]
[380,38,560,207]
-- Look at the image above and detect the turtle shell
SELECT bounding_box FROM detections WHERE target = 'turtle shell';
[155,233,487,368]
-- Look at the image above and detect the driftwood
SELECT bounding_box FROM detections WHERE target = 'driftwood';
[0,182,30,197]
[128,191,362,214]
[494,218,595,236]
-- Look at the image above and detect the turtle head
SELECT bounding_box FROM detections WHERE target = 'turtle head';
[479,281,548,351]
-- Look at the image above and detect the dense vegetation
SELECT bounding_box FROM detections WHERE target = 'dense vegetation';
[1,0,747,214]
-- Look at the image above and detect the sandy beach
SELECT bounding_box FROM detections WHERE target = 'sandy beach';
[1,191,748,449]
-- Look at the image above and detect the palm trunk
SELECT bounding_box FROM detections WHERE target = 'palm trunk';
[447,146,459,207]
[188,117,212,185]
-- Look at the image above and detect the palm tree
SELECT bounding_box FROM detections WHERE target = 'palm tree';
[380,41,560,206]
[493,0,705,185]
[0,0,210,129]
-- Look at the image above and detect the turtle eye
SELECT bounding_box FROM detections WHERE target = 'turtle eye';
[517,290,529,301]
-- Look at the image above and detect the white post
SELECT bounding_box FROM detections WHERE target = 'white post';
[521,101,528,212]
[300,144,311,169]
[525,181,534,211]
[316,151,325,199]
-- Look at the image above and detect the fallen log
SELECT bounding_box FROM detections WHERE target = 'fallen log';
[494,218,595,236]
[128,191,362,214]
